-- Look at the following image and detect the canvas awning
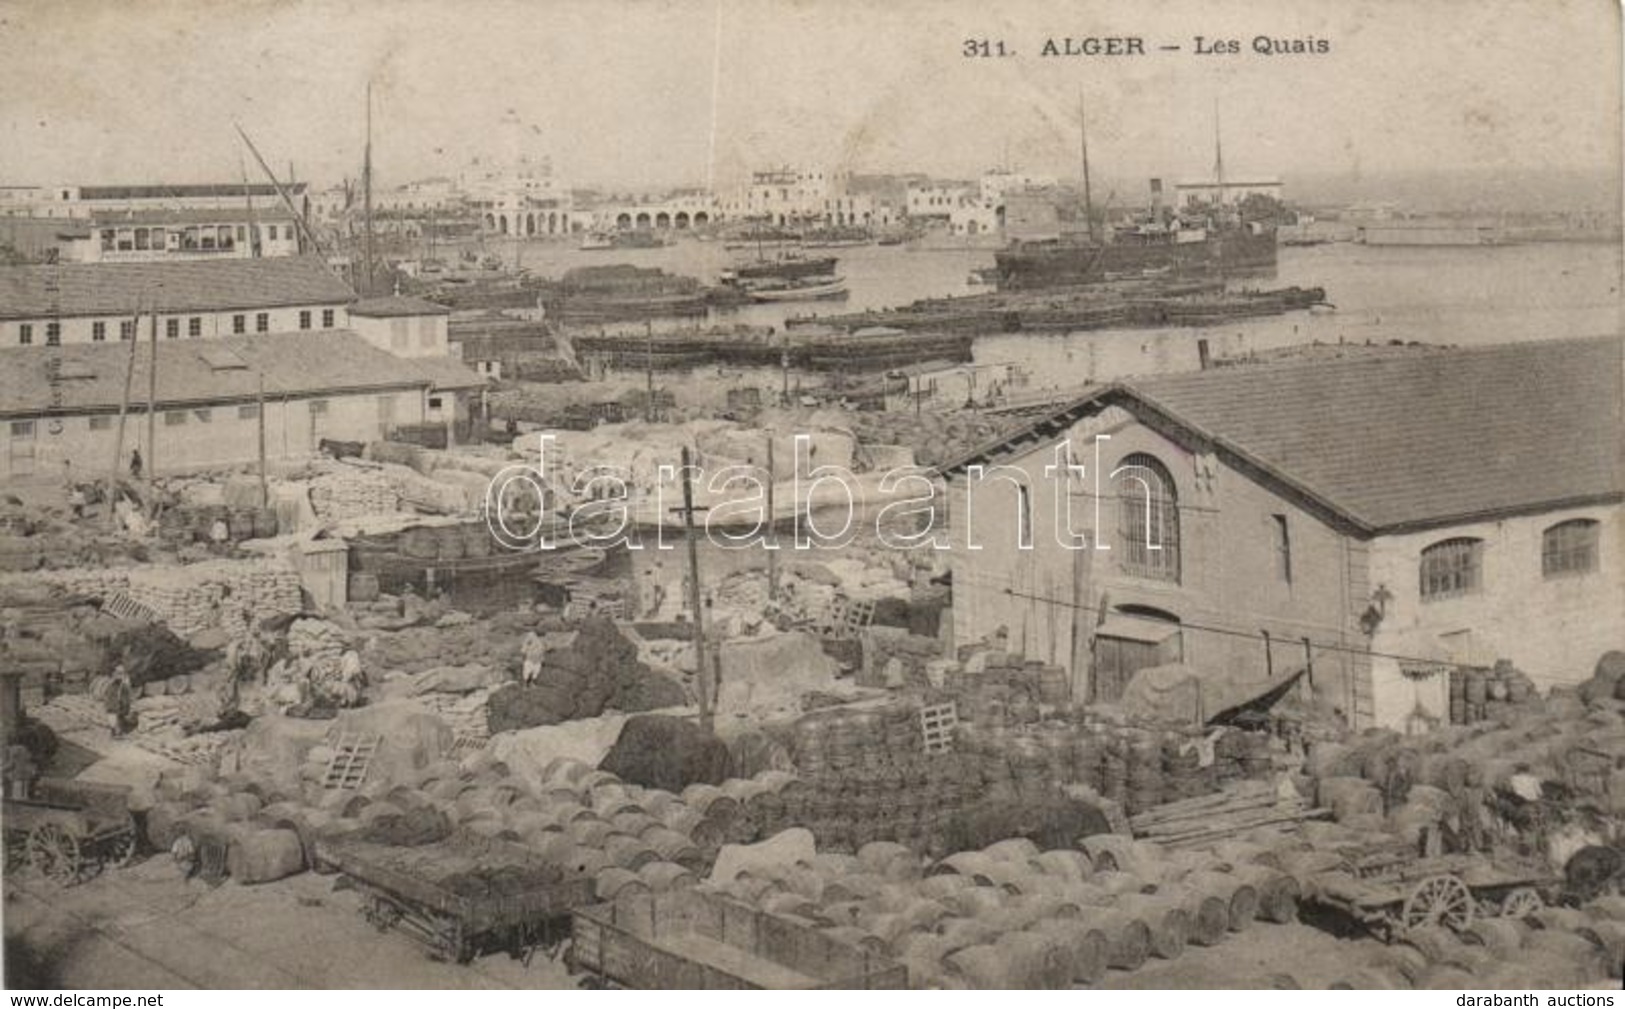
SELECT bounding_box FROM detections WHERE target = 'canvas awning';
[1095,614,1182,644]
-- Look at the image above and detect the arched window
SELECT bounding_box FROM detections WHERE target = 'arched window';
[1542,519,1599,577]
[1420,537,1484,601]
[1115,452,1179,582]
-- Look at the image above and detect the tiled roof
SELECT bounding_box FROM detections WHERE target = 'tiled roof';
[0,331,444,416]
[76,183,307,200]
[0,256,354,320]
[88,208,295,226]
[349,295,451,318]
[409,355,490,391]
[941,338,1624,535]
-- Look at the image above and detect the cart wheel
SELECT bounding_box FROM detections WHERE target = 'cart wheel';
[1500,887,1543,919]
[4,833,25,872]
[1402,875,1474,932]
[110,831,139,868]
[27,824,84,886]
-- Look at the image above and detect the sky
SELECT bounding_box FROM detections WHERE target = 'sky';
[0,0,1618,196]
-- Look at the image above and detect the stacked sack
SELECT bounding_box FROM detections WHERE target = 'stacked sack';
[125,560,302,641]
[307,468,400,521]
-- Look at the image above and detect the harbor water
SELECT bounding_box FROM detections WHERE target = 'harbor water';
[499,236,1621,406]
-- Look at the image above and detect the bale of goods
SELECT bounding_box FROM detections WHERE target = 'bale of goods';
[1463,919,1526,955]
[224,827,306,884]
[144,800,197,850]
[1317,775,1384,822]
[598,716,732,793]
[214,793,264,822]
[1114,893,1190,960]
[1522,930,1610,985]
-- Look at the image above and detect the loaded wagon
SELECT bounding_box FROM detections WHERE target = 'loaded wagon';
[2,778,137,885]
[316,830,596,964]
[569,889,907,989]
[1308,842,1557,941]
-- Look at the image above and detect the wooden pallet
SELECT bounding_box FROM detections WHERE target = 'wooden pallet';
[919,701,958,755]
[100,591,162,624]
[324,732,381,790]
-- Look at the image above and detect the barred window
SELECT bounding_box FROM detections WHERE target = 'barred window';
[1543,519,1599,578]
[1115,452,1180,583]
[188,317,202,337]
[166,318,179,339]
[1420,537,1484,601]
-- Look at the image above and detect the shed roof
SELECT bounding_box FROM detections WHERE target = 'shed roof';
[940,337,1624,535]
[0,331,446,416]
[349,295,451,318]
[0,256,354,320]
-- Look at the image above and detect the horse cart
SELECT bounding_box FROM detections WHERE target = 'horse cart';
[2,778,137,885]
[1309,841,1557,941]
[315,831,595,964]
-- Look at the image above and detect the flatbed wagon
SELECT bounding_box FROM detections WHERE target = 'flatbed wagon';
[1308,843,1557,941]
[2,778,136,886]
[315,829,595,964]
[569,888,908,989]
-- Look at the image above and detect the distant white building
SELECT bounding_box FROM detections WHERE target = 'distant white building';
[461,157,575,237]
[725,167,831,225]
[71,209,302,263]
[5,183,306,220]
[1173,179,1283,208]
[906,182,968,221]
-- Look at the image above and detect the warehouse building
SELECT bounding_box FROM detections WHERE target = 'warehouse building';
[0,256,355,347]
[940,337,1623,730]
[0,330,486,480]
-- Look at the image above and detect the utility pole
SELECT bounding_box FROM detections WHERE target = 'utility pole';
[257,373,268,509]
[107,298,141,529]
[765,432,777,595]
[645,320,655,422]
[673,447,713,733]
[145,292,158,479]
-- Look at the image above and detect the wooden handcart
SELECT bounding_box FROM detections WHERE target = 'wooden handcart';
[569,888,907,989]
[1309,842,1556,941]
[2,778,137,886]
[315,831,595,964]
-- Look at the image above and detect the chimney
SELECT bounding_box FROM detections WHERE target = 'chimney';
[1197,338,1211,371]
[1150,178,1164,223]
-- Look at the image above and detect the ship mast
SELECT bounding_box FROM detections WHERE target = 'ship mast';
[363,80,375,296]
[1079,88,1096,244]
[1213,99,1227,286]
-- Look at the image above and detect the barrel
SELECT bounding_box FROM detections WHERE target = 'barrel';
[637,860,696,893]
[593,866,650,902]
[253,508,279,539]
[462,523,493,558]
[436,525,467,561]
[224,826,306,884]
[401,527,438,560]
[1028,919,1107,984]
[1115,893,1190,960]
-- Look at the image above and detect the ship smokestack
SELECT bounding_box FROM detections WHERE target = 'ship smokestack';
[1150,178,1164,224]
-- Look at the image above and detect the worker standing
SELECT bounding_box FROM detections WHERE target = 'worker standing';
[106,664,135,737]
[520,630,544,685]
[129,448,143,481]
